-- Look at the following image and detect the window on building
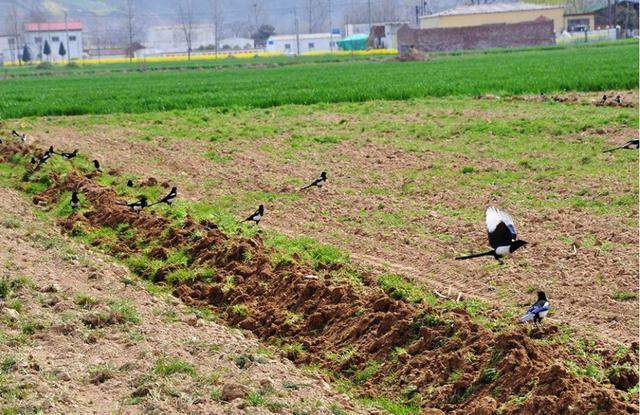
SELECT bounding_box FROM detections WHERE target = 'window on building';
[567,18,590,32]
[8,38,15,46]
[69,36,77,41]
[329,41,336,47]
[284,43,291,50]
[308,42,315,49]
[52,36,60,42]
[35,37,42,43]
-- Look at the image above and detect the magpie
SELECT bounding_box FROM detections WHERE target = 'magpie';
[241,204,264,225]
[71,191,80,210]
[92,159,102,172]
[301,171,327,190]
[520,291,550,324]
[603,139,639,153]
[614,95,622,104]
[455,207,528,262]
[601,94,607,103]
[149,187,177,207]
[58,149,78,160]
[127,179,134,188]
[122,196,148,213]
[11,130,27,143]
[34,146,54,169]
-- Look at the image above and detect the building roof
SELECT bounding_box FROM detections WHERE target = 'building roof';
[268,33,333,41]
[585,0,638,12]
[422,2,563,18]
[25,22,82,32]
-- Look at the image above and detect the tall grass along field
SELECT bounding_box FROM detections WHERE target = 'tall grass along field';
[0,42,637,119]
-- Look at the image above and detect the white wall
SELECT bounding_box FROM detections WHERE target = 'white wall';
[145,24,215,53]
[24,30,83,61]
[266,34,336,54]
[0,36,19,63]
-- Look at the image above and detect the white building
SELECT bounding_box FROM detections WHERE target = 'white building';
[144,24,215,54]
[266,33,336,55]
[0,34,19,64]
[219,37,254,50]
[23,21,83,61]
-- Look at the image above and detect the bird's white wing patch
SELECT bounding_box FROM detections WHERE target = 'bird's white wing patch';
[486,207,516,234]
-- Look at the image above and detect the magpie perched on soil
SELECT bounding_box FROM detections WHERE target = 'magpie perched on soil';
[58,149,78,160]
[301,172,327,190]
[603,139,639,153]
[92,159,102,172]
[601,94,607,103]
[520,291,550,324]
[123,196,148,213]
[71,191,80,210]
[241,205,264,225]
[455,207,528,262]
[11,130,27,143]
[150,187,177,207]
[127,179,134,188]
[614,95,622,104]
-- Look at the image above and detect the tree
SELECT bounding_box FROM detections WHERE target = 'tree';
[251,24,275,48]
[178,0,195,60]
[306,0,330,33]
[209,0,225,54]
[22,45,32,63]
[124,0,137,61]
[248,0,266,33]
[43,40,51,60]
[59,42,67,57]
[5,4,23,64]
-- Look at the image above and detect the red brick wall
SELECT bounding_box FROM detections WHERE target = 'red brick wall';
[397,19,555,53]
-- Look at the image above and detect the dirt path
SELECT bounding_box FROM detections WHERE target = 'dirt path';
[0,187,368,414]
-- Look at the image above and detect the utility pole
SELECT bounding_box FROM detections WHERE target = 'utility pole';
[294,7,301,56]
[328,0,333,52]
[367,0,372,33]
[64,12,70,63]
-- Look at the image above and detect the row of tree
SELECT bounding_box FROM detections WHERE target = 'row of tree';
[19,40,66,63]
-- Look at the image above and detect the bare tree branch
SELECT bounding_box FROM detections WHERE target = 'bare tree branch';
[177,0,195,60]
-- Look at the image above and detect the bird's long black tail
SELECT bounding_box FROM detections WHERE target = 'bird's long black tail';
[300,184,312,191]
[455,251,494,260]
[603,147,621,153]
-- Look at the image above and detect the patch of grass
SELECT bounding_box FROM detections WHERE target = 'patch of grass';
[230,304,249,318]
[75,293,100,309]
[612,290,636,301]
[1,356,18,373]
[378,274,424,303]
[154,357,196,377]
[107,299,141,324]
[360,396,421,415]
[353,361,381,384]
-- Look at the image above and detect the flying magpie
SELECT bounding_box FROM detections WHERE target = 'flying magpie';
[11,130,27,143]
[455,207,528,262]
[71,191,80,210]
[149,187,177,207]
[520,291,550,324]
[241,204,264,225]
[122,196,148,213]
[34,146,54,169]
[92,159,102,172]
[603,139,639,153]
[301,171,327,190]
[58,149,78,160]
